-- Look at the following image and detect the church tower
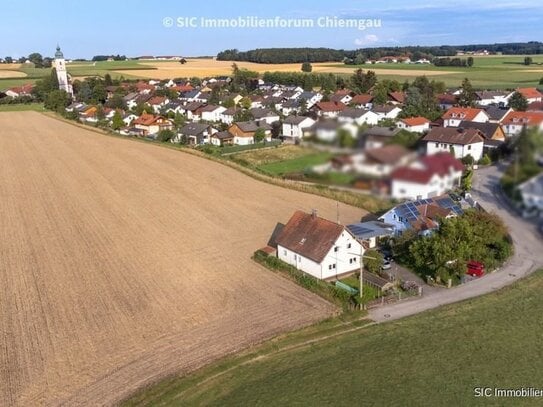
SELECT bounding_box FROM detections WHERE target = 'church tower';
[54,45,73,97]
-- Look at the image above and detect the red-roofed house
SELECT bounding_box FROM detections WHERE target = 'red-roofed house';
[390,152,464,200]
[351,94,374,109]
[133,112,173,136]
[311,101,347,118]
[501,110,543,137]
[397,116,431,133]
[388,91,406,105]
[515,88,543,103]
[442,107,489,127]
[5,83,34,98]
[275,210,363,280]
[148,96,169,113]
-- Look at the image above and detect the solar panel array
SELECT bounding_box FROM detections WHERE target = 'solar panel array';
[396,196,463,222]
[435,196,464,215]
[346,224,372,236]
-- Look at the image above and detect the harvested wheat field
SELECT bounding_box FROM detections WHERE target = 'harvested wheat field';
[114,58,457,79]
[0,112,363,406]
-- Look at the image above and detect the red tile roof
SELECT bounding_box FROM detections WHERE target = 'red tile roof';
[314,101,346,112]
[276,211,345,263]
[8,83,34,95]
[391,152,463,184]
[351,94,373,105]
[442,107,486,121]
[148,96,166,105]
[388,91,406,103]
[133,112,168,126]
[517,87,543,100]
[502,110,543,126]
[401,116,430,126]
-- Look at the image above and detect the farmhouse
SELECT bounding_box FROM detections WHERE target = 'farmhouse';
[200,104,227,122]
[350,94,374,109]
[458,121,506,149]
[423,127,485,161]
[390,152,464,200]
[442,107,489,127]
[250,108,280,124]
[338,108,379,126]
[397,116,431,133]
[5,83,34,98]
[276,210,363,280]
[475,91,509,106]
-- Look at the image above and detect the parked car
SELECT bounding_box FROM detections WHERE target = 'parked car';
[381,260,392,270]
[466,260,485,277]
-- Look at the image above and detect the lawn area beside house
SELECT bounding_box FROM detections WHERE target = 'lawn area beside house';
[258,152,333,176]
[124,269,543,406]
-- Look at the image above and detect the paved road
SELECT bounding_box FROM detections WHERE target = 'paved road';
[369,164,543,322]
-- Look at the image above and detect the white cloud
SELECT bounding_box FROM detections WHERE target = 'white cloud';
[354,34,379,45]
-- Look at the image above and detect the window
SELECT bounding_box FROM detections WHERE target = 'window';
[347,243,352,249]
[435,142,439,148]
[334,246,339,252]
[328,264,336,270]
[283,249,287,256]
[468,145,472,150]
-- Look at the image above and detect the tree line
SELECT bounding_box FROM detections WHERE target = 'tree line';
[217,48,346,63]
[217,43,543,65]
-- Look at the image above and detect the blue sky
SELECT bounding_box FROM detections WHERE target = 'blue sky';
[1,0,541,58]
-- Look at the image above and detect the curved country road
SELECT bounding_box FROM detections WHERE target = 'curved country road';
[369,163,543,323]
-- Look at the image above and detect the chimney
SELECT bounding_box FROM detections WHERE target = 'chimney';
[311,209,317,219]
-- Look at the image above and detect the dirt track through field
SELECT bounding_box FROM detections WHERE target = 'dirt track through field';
[0,112,362,406]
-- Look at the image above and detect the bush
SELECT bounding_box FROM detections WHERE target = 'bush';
[479,154,491,166]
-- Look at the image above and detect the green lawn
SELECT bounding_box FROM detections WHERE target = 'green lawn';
[258,152,332,176]
[0,103,45,112]
[124,269,543,406]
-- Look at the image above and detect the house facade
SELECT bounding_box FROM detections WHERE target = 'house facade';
[276,210,363,280]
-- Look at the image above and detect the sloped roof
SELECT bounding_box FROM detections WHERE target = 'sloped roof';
[517,87,543,100]
[458,121,501,139]
[276,211,346,264]
[391,153,464,184]
[365,145,412,165]
[442,107,486,121]
[502,110,543,126]
[401,116,430,126]
[423,127,485,145]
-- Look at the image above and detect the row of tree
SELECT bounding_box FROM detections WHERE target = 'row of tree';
[1,52,52,68]
[433,57,474,67]
[217,48,346,63]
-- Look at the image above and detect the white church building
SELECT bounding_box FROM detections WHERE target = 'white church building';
[54,45,73,97]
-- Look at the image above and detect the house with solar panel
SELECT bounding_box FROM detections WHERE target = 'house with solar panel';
[378,195,463,235]
[275,210,363,281]
[346,221,394,249]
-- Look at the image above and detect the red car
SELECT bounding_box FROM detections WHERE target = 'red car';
[466,261,485,277]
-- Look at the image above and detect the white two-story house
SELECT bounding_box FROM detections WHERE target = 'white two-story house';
[276,210,363,280]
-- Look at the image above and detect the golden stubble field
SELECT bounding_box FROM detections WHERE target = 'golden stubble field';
[114,58,457,79]
[0,112,363,406]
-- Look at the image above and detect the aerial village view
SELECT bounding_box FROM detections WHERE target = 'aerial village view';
[0,0,542,405]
